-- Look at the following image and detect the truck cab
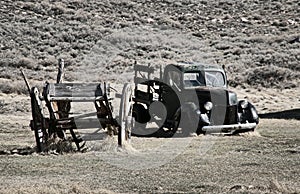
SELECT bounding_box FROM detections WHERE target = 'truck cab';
[132,62,259,136]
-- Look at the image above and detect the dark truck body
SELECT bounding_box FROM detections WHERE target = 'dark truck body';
[132,62,259,136]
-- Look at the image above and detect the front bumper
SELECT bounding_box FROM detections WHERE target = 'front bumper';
[202,122,257,134]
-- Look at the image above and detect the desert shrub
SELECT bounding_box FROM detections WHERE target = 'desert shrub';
[158,17,183,29]
[37,56,57,67]
[245,65,298,89]
[46,137,76,154]
[0,81,28,95]
[21,2,44,14]
[0,57,36,69]
[215,43,231,50]
[17,58,36,69]
[0,100,8,109]
[49,2,68,16]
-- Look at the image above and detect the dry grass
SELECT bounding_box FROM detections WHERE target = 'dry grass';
[0,118,299,193]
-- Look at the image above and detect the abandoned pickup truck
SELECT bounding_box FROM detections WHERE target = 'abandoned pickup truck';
[132,62,259,136]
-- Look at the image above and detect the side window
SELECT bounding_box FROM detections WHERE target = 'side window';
[167,70,181,89]
[183,72,205,87]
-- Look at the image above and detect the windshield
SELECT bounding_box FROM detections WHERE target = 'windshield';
[183,71,225,88]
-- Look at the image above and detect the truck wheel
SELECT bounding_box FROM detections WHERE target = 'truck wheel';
[132,104,150,124]
[239,102,259,125]
[170,110,180,135]
[154,109,180,137]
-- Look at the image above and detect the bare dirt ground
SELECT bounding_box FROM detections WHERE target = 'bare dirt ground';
[0,88,299,194]
[0,0,299,193]
[0,96,299,194]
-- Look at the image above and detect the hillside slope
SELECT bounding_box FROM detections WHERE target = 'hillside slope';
[0,0,299,93]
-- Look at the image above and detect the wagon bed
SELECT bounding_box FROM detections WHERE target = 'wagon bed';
[23,60,133,153]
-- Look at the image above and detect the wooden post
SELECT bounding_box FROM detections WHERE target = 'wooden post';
[20,69,31,94]
[57,59,64,84]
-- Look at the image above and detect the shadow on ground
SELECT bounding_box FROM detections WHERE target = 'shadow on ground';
[259,109,300,120]
[0,146,35,155]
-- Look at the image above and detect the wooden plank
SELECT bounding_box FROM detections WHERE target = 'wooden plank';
[48,83,55,97]
[56,117,112,129]
[53,83,102,92]
[49,96,103,102]
[47,83,104,98]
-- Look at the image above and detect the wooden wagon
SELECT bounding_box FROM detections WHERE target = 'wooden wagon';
[23,60,133,152]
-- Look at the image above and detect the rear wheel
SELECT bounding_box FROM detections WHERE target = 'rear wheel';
[154,109,180,137]
[132,102,170,137]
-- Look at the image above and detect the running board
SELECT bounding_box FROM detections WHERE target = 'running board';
[202,123,257,133]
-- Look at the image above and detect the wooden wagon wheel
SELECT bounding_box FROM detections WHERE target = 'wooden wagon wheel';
[30,87,48,152]
[118,83,134,146]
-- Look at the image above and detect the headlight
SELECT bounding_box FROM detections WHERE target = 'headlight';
[229,92,238,105]
[204,101,213,111]
[240,100,249,109]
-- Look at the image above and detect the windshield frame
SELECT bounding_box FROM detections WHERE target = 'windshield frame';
[183,70,226,89]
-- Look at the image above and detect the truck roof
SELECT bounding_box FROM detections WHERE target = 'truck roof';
[169,62,224,72]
